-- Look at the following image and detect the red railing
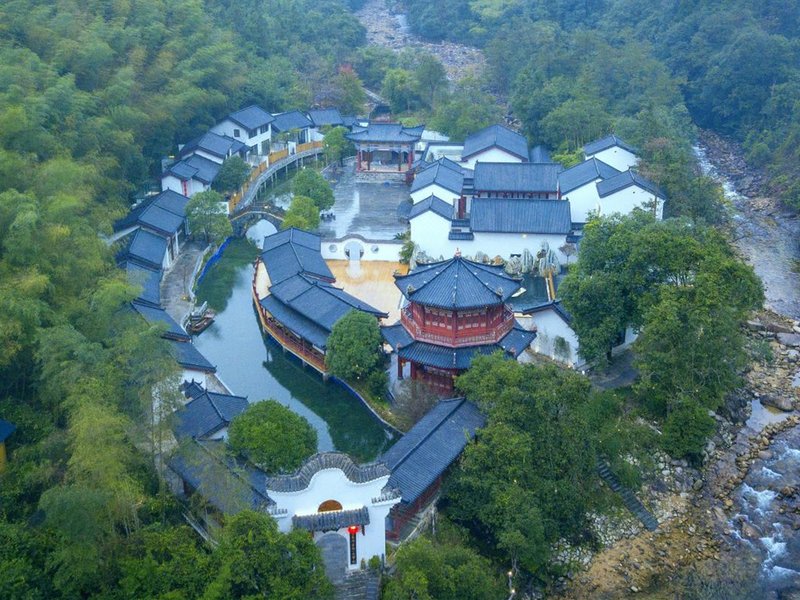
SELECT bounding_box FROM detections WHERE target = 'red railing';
[400,308,515,347]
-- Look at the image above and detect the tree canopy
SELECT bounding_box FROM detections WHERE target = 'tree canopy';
[227,400,318,473]
[325,310,385,382]
[186,190,233,244]
[281,195,320,230]
[292,169,335,211]
[213,156,251,193]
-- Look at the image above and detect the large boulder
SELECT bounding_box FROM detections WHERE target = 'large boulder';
[760,394,795,412]
[777,333,800,347]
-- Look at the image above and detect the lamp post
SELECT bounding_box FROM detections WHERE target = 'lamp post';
[507,569,516,599]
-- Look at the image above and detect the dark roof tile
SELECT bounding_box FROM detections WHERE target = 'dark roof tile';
[462,124,528,161]
[271,110,313,132]
[470,198,572,234]
[173,387,248,440]
[408,195,453,221]
[583,134,637,156]
[473,162,561,194]
[266,452,390,492]
[292,507,370,532]
[559,158,620,194]
[596,170,665,199]
[226,105,274,130]
[410,160,464,195]
[307,108,344,127]
[346,122,423,144]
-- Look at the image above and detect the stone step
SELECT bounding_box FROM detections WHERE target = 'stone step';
[597,459,659,532]
[334,570,380,600]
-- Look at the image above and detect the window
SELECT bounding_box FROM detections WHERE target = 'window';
[233,128,240,138]
[248,129,256,139]
[318,499,343,513]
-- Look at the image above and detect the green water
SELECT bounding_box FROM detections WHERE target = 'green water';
[193,237,395,462]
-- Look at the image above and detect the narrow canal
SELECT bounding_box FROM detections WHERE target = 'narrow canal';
[192,229,395,463]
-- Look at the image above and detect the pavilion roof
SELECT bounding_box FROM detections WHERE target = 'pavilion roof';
[346,122,424,144]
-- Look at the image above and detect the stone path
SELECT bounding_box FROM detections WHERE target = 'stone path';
[160,241,208,325]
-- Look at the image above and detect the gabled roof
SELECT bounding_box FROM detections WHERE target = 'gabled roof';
[473,162,561,193]
[559,158,621,194]
[173,386,248,440]
[410,160,464,195]
[131,300,190,341]
[124,261,162,307]
[261,228,334,284]
[267,452,390,492]
[269,274,387,333]
[381,398,485,504]
[114,190,190,232]
[408,195,453,221]
[346,122,424,144]
[168,440,273,514]
[596,170,665,199]
[381,322,415,350]
[225,105,274,130]
[169,339,216,372]
[179,132,247,160]
[462,124,528,161]
[583,134,637,156]
[137,203,185,236]
[0,418,15,442]
[307,108,344,127]
[529,145,553,163]
[470,198,572,234]
[522,300,573,324]
[125,229,168,269]
[395,256,522,309]
[293,507,370,532]
[271,110,314,132]
[165,154,221,185]
[260,295,331,349]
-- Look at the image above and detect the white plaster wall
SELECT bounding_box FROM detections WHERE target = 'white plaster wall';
[411,214,570,263]
[422,144,464,162]
[268,469,398,567]
[321,238,403,262]
[180,368,208,388]
[525,310,584,368]
[410,184,460,205]
[163,175,208,198]
[600,187,664,220]
[211,120,272,155]
[462,147,525,169]
[564,183,601,224]
[587,147,638,172]
[254,261,271,299]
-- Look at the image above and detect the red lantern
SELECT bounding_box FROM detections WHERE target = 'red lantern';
[347,525,360,535]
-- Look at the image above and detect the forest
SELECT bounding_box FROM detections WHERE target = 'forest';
[0,0,794,598]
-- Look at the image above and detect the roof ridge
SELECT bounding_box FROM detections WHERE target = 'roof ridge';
[388,398,466,471]
[463,259,507,300]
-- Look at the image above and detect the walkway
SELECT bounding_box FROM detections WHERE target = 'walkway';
[160,241,208,325]
[597,459,659,531]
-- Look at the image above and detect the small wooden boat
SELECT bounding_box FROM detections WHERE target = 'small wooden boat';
[186,301,216,334]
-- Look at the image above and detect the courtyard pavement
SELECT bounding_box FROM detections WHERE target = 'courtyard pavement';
[160,241,208,325]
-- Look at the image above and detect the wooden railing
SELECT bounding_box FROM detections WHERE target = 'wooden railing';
[400,308,515,347]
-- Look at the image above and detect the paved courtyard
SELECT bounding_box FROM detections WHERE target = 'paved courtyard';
[319,166,410,240]
[327,260,407,324]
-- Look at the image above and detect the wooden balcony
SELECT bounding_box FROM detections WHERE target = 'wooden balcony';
[400,308,515,347]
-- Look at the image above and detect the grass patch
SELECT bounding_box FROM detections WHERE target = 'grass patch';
[195,238,258,311]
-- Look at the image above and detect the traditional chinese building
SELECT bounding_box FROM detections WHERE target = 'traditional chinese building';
[346,122,423,173]
[382,255,536,394]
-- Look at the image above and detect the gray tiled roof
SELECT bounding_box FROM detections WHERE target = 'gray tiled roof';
[271,110,313,132]
[166,154,221,185]
[408,195,453,221]
[259,294,331,349]
[381,322,415,350]
[269,274,387,333]
[169,339,217,372]
[470,198,572,234]
[126,229,168,269]
[596,170,665,199]
[346,123,423,144]
[173,387,248,440]
[125,261,162,307]
[559,158,620,194]
[473,162,561,194]
[261,228,334,284]
[462,124,528,161]
[522,300,573,324]
[0,418,15,442]
[410,160,464,195]
[137,203,185,235]
[266,453,390,492]
[583,134,638,156]
[395,256,521,309]
[114,190,189,232]
[180,132,246,160]
[226,105,274,130]
[497,324,537,356]
[381,398,485,504]
[307,108,344,127]
[168,440,273,514]
[292,507,370,532]
[131,300,190,341]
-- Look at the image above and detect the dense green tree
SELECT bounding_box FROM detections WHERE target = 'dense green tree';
[323,126,355,166]
[382,68,421,114]
[325,310,384,382]
[413,54,448,108]
[203,510,333,600]
[281,195,320,230]
[384,537,506,600]
[186,190,233,244]
[212,156,251,193]
[292,169,335,211]
[227,400,317,473]
[333,65,367,115]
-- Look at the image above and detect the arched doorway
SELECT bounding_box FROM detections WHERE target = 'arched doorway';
[344,240,365,261]
[316,532,348,583]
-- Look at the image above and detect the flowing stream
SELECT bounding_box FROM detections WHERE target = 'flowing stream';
[695,143,800,592]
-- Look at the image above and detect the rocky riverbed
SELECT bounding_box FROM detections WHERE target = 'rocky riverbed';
[354,0,486,82]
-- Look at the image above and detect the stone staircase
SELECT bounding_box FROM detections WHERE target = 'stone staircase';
[334,569,380,600]
[597,459,659,531]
